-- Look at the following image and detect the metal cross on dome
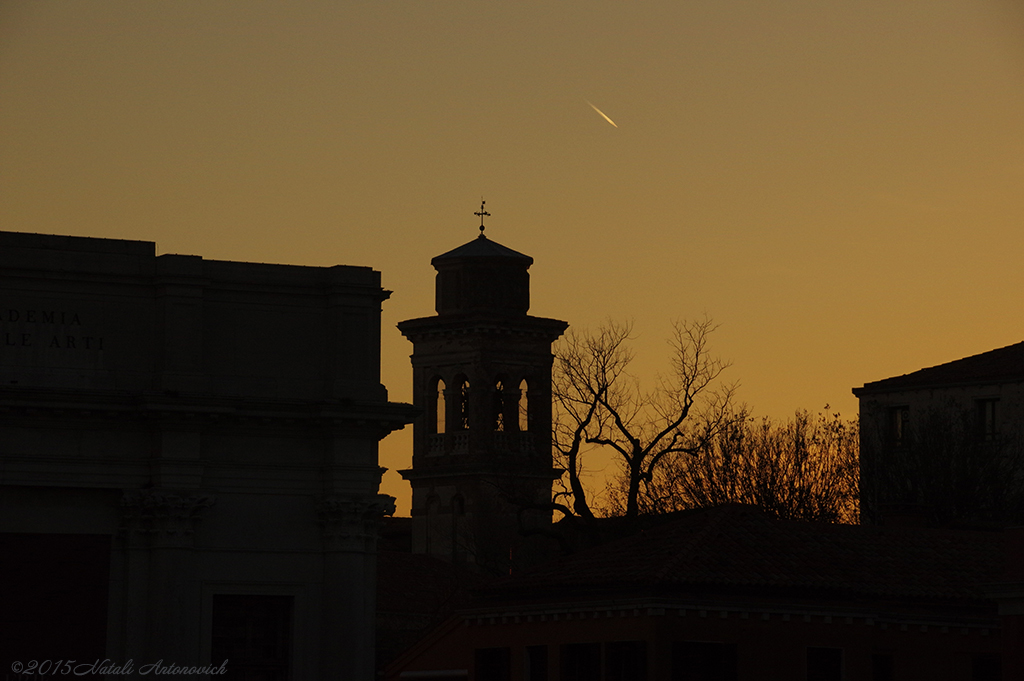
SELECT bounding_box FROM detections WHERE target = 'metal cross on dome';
[474,200,491,235]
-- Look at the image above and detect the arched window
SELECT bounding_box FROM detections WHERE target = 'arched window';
[429,377,446,434]
[518,378,529,432]
[493,379,505,432]
[455,376,470,430]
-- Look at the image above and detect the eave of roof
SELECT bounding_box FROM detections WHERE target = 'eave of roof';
[431,234,532,265]
[853,341,1024,395]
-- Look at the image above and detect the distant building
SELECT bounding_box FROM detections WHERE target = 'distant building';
[397,231,567,574]
[853,342,1024,526]
[0,231,415,680]
[384,505,1024,681]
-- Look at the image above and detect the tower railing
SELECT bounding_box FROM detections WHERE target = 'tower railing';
[428,434,445,456]
[450,432,469,453]
[491,431,534,453]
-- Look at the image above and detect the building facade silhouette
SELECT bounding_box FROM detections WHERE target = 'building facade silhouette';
[397,232,567,574]
[853,341,1024,527]
[0,231,415,680]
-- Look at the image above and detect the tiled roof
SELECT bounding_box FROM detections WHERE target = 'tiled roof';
[855,341,1024,394]
[377,550,492,616]
[491,505,1003,602]
[431,235,532,264]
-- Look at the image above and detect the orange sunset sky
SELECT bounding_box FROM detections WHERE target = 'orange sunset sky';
[2,1,1023,513]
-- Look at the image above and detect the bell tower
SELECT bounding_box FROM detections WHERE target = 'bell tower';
[398,212,567,574]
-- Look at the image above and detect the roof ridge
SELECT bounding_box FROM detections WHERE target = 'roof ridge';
[856,340,1024,393]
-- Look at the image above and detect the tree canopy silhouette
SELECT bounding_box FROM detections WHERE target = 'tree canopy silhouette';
[609,408,860,523]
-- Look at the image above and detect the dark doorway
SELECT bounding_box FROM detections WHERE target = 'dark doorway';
[0,533,111,671]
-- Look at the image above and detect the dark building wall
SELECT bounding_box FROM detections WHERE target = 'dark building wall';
[386,600,1005,681]
[855,379,1024,526]
[0,230,415,681]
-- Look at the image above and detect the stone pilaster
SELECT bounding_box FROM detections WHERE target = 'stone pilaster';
[316,493,394,680]
[119,490,215,666]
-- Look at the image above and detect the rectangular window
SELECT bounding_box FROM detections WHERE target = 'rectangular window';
[211,594,292,681]
[475,647,511,681]
[976,399,999,441]
[606,641,647,681]
[671,641,738,681]
[561,643,602,681]
[525,646,548,681]
[807,647,842,681]
[888,406,910,447]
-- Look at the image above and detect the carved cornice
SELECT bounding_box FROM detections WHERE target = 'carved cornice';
[398,313,568,344]
[0,387,416,436]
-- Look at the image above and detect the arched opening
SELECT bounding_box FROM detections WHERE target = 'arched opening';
[518,378,530,432]
[493,379,505,432]
[429,377,446,434]
[455,376,470,430]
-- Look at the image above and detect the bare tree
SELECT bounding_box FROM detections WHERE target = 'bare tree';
[616,408,860,523]
[551,318,736,521]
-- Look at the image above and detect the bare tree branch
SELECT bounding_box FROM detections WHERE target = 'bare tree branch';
[553,317,738,520]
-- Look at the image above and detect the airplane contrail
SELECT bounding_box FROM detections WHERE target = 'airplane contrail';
[586,100,618,128]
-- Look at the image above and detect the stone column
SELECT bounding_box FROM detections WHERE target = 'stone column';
[316,494,394,681]
[119,490,214,668]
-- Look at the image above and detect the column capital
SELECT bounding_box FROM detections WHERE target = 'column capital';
[120,489,215,548]
[316,493,395,552]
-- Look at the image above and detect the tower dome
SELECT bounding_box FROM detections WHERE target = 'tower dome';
[431,234,532,316]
